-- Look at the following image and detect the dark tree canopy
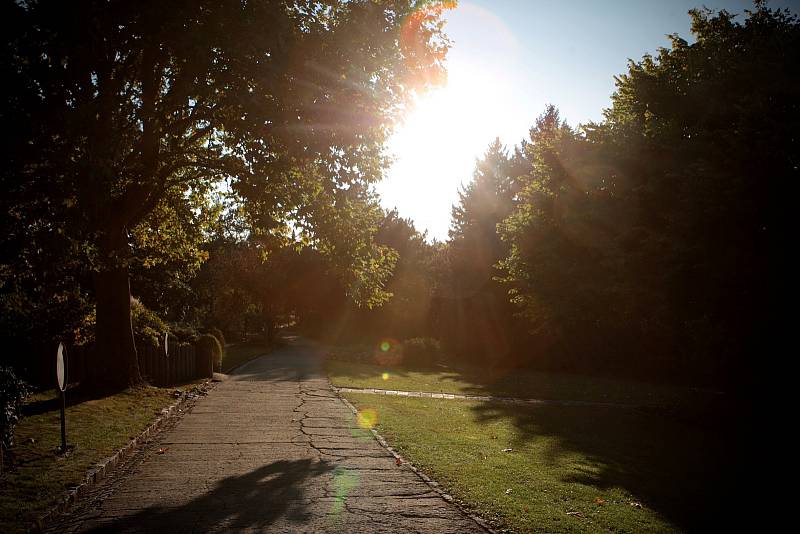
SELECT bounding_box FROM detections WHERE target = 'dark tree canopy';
[2,2,794,395]
[0,0,451,388]
[499,5,796,384]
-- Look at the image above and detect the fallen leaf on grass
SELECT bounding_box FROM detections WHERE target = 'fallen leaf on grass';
[595,497,606,506]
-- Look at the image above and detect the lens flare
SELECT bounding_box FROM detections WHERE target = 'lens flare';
[374,338,402,366]
[330,466,359,520]
[382,372,390,381]
[348,417,373,441]
[356,408,378,429]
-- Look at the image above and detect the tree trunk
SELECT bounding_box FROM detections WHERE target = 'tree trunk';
[90,249,142,390]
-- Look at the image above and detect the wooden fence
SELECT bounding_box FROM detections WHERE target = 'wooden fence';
[30,340,213,389]
[137,341,203,387]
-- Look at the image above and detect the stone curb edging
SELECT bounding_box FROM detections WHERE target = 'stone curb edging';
[332,386,498,534]
[219,338,287,376]
[221,352,268,376]
[34,381,215,531]
[332,386,640,409]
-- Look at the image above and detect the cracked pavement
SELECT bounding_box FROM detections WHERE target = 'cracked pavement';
[52,338,484,533]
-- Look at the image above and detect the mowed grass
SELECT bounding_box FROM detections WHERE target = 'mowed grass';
[326,356,721,409]
[0,387,177,532]
[344,392,736,533]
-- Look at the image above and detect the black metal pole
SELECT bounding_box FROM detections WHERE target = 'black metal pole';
[60,388,67,452]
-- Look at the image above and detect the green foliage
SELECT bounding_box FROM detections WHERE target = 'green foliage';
[349,211,438,339]
[196,334,224,371]
[436,139,525,362]
[496,6,796,384]
[130,299,169,348]
[0,366,30,454]
[169,324,199,344]
[0,0,452,385]
[401,337,443,367]
[207,327,226,355]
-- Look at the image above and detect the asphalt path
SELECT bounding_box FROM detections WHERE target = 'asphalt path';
[54,338,484,533]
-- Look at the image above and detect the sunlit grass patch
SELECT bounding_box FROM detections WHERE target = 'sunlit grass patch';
[0,387,177,532]
[343,392,734,533]
[326,356,720,409]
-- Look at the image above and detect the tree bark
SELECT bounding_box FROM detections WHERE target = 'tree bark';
[89,229,143,390]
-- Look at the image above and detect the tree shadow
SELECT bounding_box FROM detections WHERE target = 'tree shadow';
[22,384,147,417]
[84,458,335,532]
[228,336,340,384]
[470,399,747,531]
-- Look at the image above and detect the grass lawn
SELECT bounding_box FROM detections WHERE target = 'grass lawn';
[221,341,272,373]
[0,386,182,532]
[326,355,721,409]
[344,392,737,533]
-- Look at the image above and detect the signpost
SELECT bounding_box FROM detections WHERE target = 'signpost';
[56,342,68,453]
[164,333,169,385]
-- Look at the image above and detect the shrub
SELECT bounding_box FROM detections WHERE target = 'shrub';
[1,366,30,462]
[402,337,442,367]
[196,334,223,371]
[207,327,226,356]
[131,298,169,347]
[170,324,199,344]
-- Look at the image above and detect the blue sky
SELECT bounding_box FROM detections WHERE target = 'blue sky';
[377,0,798,241]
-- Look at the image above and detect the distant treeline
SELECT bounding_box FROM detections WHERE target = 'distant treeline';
[2,5,793,392]
[299,6,794,389]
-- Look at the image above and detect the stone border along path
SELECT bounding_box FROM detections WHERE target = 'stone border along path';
[47,338,488,533]
[333,386,641,409]
[37,381,215,530]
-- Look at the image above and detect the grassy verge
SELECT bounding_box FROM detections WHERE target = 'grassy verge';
[326,356,720,409]
[0,386,180,532]
[344,392,736,533]
[222,341,272,373]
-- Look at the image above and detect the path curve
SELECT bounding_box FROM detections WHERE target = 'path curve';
[55,338,485,533]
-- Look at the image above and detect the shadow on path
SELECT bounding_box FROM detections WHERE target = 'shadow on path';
[85,459,334,533]
[230,337,326,384]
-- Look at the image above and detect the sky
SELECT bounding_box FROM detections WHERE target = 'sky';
[376,0,798,241]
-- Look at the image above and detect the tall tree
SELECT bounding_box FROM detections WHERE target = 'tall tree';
[440,139,522,361]
[1,0,451,388]
[500,5,797,383]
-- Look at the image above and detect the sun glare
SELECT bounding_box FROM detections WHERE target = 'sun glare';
[380,3,520,240]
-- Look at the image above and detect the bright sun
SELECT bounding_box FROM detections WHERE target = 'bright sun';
[378,2,521,241]
[396,63,502,173]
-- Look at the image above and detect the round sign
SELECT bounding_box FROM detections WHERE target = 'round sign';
[56,342,67,392]
[164,332,169,358]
